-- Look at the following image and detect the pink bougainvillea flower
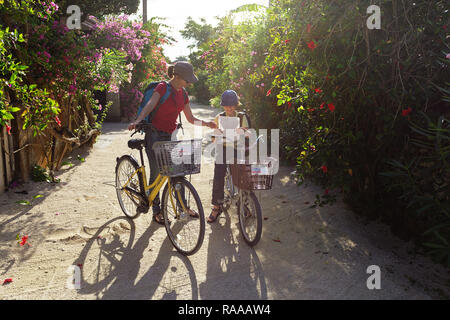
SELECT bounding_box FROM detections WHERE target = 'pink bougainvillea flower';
[260,83,265,87]
[98,104,102,111]
[315,88,323,93]
[266,89,272,96]
[306,23,312,33]
[2,278,13,285]
[6,124,11,135]
[401,107,412,117]
[321,165,328,173]
[271,65,276,72]
[307,40,317,51]
[55,116,61,127]
[328,103,336,112]
[446,53,450,60]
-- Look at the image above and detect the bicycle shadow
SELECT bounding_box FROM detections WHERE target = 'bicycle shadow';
[199,207,268,299]
[74,216,199,300]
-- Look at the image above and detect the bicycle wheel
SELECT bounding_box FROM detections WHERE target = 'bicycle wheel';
[237,191,262,246]
[161,178,205,255]
[115,155,147,219]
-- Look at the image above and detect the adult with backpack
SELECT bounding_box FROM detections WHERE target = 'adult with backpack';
[128,61,216,225]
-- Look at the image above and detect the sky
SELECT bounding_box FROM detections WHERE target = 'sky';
[130,0,269,61]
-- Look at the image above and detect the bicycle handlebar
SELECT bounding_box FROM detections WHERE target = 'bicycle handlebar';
[131,121,155,137]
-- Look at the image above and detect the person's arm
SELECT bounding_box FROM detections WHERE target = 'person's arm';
[128,91,161,130]
[183,102,217,128]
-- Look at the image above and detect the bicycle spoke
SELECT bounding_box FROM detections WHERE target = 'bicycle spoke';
[162,179,204,255]
[115,156,144,219]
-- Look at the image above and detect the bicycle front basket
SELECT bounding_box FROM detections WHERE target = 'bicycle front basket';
[230,161,274,191]
[152,139,202,177]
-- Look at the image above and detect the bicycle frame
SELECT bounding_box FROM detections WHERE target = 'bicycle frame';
[121,145,189,217]
[224,165,247,213]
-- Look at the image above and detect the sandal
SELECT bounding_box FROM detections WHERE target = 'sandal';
[186,208,199,218]
[153,212,170,225]
[207,206,223,223]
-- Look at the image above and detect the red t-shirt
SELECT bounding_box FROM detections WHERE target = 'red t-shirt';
[152,82,189,133]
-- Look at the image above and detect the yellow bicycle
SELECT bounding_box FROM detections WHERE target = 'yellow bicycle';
[115,123,205,255]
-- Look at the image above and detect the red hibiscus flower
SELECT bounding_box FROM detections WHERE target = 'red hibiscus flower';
[328,103,336,112]
[307,40,317,51]
[321,165,328,173]
[271,65,276,72]
[20,235,28,246]
[3,278,13,285]
[284,39,290,44]
[266,89,272,96]
[55,116,61,127]
[320,102,325,109]
[315,88,323,93]
[401,107,412,117]
[6,124,11,135]
[287,102,292,108]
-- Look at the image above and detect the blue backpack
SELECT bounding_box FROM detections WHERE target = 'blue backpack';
[136,81,187,129]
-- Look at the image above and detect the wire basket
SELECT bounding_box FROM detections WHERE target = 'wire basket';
[230,161,275,190]
[152,139,202,177]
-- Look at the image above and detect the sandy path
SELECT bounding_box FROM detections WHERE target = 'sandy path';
[0,103,448,300]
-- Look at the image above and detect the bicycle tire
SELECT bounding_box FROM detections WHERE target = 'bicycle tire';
[115,155,147,219]
[161,178,205,255]
[237,191,262,246]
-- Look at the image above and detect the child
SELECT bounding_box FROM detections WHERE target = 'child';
[208,90,251,223]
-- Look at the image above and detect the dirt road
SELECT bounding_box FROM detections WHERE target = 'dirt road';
[0,103,448,300]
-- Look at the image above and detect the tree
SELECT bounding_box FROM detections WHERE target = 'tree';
[180,17,216,50]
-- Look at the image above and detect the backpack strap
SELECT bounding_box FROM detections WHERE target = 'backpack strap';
[238,111,251,128]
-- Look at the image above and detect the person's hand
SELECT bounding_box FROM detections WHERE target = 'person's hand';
[128,122,137,131]
[213,128,223,136]
[236,127,246,135]
[205,121,217,129]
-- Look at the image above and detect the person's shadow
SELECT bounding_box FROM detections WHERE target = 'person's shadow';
[199,206,267,299]
[74,216,199,300]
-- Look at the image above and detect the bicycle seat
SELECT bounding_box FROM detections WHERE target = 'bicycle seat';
[128,139,145,150]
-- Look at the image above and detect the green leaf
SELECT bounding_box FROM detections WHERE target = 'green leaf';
[33,195,44,199]
[16,200,31,206]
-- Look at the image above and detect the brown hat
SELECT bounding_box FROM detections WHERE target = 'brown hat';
[173,61,198,83]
